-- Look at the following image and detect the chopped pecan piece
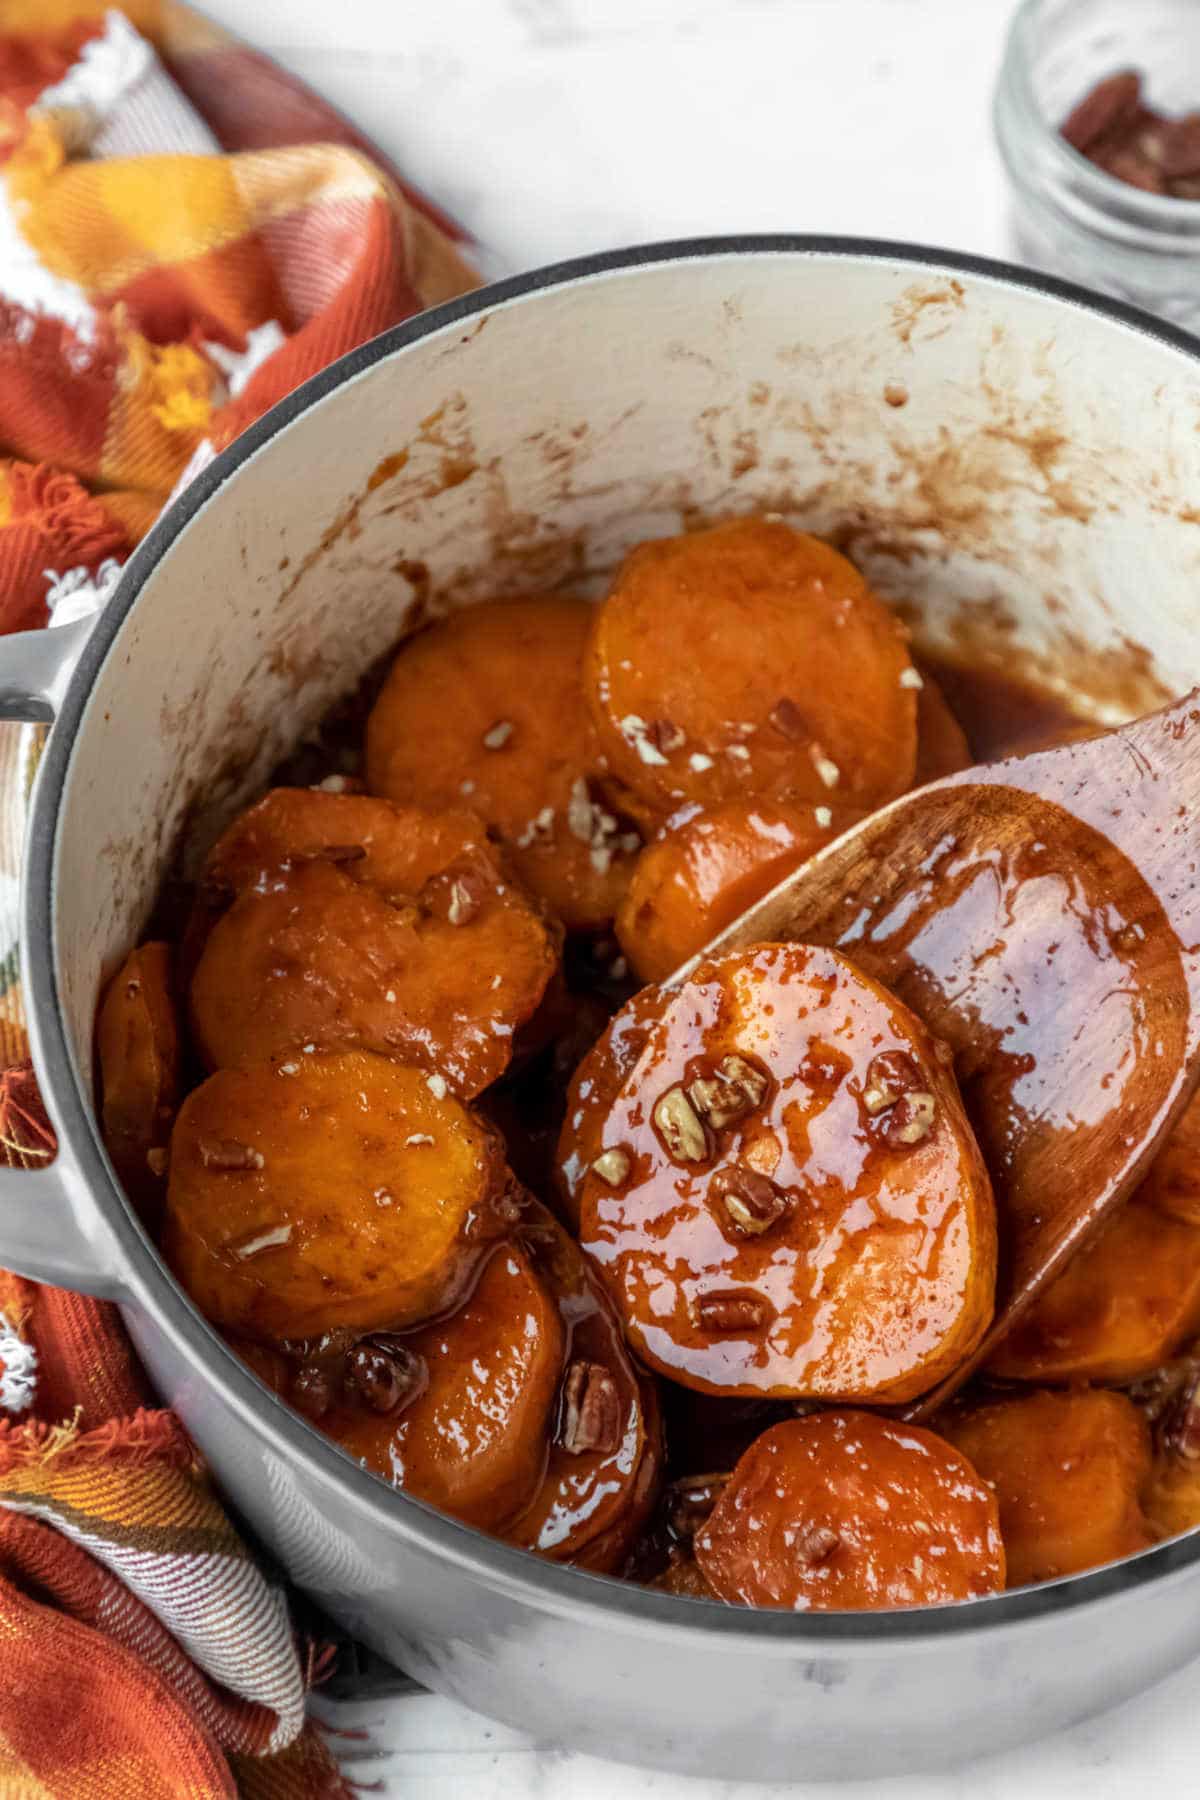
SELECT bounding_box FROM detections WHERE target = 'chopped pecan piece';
[1161,1371,1200,1463]
[345,1341,426,1415]
[291,1362,335,1421]
[861,1049,921,1117]
[198,1137,264,1172]
[1061,70,1142,153]
[693,1291,771,1334]
[591,1147,632,1188]
[688,1053,770,1131]
[558,1359,622,1455]
[666,1472,729,1541]
[647,717,686,754]
[768,696,806,740]
[711,1165,791,1236]
[882,1090,937,1147]
[653,1086,710,1163]
[295,843,366,866]
[797,1524,841,1566]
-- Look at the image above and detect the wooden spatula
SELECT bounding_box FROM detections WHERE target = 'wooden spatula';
[687,689,1200,1417]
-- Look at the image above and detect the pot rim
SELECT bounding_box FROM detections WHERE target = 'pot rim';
[32,233,1200,1645]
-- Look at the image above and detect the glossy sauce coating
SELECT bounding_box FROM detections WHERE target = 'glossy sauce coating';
[365,596,640,932]
[694,1412,1004,1610]
[163,1052,515,1342]
[939,1389,1154,1588]
[555,980,671,1229]
[919,658,1097,762]
[585,519,919,823]
[507,1203,661,1567]
[105,514,1185,1609]
[615,800,863,983]
[316,1242,565,1531]
[95,941,181,1224]
[576,943,996,1401]
[191,790,560,1097]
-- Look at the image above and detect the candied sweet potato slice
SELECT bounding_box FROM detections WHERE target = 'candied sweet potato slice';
[1144,1457,1200,1543]
[585,519,918,824]
[576,942,996,1401]
[1143,1088,1200,1227]
[913,673,972,784]
[507,1203,661,1568]
[312,1242,565,1532]
[96,942,181,1224]
[615,800,862,983]
[650,1554,719,1599]
[190,791,560,1097]
[986,1191,1200,1384]
[163,1052,516,1342]
[365,598,640,932]
[940,1389,1154,1587]
[694,1412,1004,1610]
[202,787,506,901]
[1143,1376,1200,1540]
[566,1374,664,1575]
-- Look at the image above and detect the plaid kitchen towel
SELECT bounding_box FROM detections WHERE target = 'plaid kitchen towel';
[0,5,482,1793]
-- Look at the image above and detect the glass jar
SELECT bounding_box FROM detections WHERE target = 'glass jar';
[994,0,1200,327]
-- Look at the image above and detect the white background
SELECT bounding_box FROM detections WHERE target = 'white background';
[196,1,1194,1793]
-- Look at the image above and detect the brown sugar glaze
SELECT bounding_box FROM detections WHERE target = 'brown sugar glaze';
[125,542,1193,1608]
[920,657,1094,761]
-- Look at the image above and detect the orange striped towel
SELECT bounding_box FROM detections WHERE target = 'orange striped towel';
[0,6,483,1792]
[0,1250,350,1797]
[0,0,479,634]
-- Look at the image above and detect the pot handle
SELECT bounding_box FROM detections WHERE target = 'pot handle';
[0,614,125,1297]
[0,1159,125,1298]
[0,617,93,722]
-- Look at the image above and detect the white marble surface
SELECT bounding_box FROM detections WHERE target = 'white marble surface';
[195,1,1195,1792]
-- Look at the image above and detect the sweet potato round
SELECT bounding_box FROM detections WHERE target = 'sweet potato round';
[986,1192,1200,1384]
[651,1555,718,1599]
[913,674,972,784]
[190,791,560,1098]
[576,942,996,1401]
[163,1052,515,1342]
[96,941,181,1222]
[940,1389,1154,1587]
[694,1412,1004,1610]
[507,1204,661,1568]
[319,1242,565,1531]
[1143,1089,1200,1228]
[1144,1433,1200,1543]
[615,800,862,982]
[585,519,918,823]
[365,598,640,931]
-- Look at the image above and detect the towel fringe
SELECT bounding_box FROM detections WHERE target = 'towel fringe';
[0,1405,196,1478]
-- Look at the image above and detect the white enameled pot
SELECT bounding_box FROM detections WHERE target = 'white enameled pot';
[5,240,1200,1782]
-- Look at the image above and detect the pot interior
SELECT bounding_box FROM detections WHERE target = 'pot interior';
[51,245,1200,1090]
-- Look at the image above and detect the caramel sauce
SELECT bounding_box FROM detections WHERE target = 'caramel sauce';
[136,546,1188,1591]
[920,656,1092,762]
